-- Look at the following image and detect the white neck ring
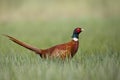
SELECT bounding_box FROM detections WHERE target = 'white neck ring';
[72,37,78,41]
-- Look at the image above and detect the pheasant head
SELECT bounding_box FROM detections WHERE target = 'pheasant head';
[72,27,84,41]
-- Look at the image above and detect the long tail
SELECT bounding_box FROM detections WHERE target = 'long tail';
[3,34,42,54]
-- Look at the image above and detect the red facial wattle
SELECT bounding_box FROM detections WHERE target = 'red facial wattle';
[76,28,81,33]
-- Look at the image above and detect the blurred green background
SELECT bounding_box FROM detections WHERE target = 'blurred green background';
[0,0,120,21]
[0,0,120,80]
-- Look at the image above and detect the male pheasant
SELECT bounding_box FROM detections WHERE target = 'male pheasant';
[3,27,83,59]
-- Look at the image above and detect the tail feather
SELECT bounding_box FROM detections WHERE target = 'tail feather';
[3,34,42,54]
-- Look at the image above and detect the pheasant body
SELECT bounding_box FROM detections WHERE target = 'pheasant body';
[3,27,83,59]
[41,40,79,59]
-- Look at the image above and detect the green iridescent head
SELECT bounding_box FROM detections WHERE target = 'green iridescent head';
[72,27,84,38]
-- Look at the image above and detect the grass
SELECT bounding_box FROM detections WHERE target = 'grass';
[0,18,120,80]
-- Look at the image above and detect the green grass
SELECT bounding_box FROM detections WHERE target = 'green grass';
[0,18,120,80]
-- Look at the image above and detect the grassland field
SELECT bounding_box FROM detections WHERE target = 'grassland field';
[0,18,120,80]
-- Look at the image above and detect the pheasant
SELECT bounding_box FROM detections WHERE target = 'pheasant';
[3,27,83,59]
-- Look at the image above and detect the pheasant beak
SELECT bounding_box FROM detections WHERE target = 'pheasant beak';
[81,28,84,32]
